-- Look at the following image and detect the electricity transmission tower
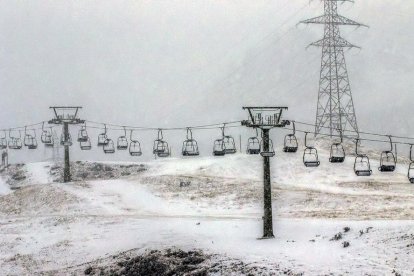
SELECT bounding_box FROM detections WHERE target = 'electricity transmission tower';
[300,0,367,137]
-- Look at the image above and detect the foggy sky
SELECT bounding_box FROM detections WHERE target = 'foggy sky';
[0,0,413,162]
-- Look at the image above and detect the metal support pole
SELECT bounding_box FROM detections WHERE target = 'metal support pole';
[239,134,242,153]
[262,128,274,239]
[63,122,71,182]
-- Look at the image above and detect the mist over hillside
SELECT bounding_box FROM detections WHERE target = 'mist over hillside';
[0,0,412,162]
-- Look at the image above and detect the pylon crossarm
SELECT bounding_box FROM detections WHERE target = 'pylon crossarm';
[308,37,360,49]
[301,15,367,27]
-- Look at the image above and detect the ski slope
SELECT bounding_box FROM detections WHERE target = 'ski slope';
[0,146,413,275]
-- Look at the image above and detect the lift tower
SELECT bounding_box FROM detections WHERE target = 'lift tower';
[242,107,289,239]
[49,107,84,183]
[300,0,367,137]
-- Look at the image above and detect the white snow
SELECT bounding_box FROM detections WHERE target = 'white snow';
[25,162,52,185]
[0,176,11,195]
[0,149,414,274]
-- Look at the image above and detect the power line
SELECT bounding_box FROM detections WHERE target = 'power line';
[285,124,414,147]
[294,120,414,141]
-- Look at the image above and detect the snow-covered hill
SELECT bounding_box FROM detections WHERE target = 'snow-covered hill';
[0,148,413,275]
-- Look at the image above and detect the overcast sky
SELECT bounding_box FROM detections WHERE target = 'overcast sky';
[0,0,413,162]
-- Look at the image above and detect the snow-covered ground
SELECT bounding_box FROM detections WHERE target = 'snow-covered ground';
[0,176,11,195]
[0,146,413,275]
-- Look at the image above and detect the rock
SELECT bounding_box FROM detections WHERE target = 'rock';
[84,266,93,275]
[330,233,342,241]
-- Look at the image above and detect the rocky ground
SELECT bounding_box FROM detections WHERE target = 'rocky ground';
[59,248,291,276]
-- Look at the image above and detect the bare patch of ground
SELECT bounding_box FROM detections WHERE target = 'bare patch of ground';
[56,248,297,276]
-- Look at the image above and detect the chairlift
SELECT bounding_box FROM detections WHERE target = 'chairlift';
[409,163,414,184]
[44,130,55,147]
[25,135,38,149]
[24,127,38,149]
[303,132,320,167]
[117,127,128,150]
[329,131,345,163]
[354,138,372,176]
[153,129,170,157]
[103,138,115,154]
[408,145,414,184]
[213,139,226,156]
[8,129,22,150]
[60,132,72,146]
[0,131,7,150]
[129,130,142,156]
[41,122,53,146]
[260,139,275,158]
[378,136,396,172]
[97,124,108,146]
[157,141,170,157]
[77,123,89,142]
[247,129,261,155]
[283,121,298,153]
[182,128,199,156]
[80,137,92,150]
[222,124,236,154]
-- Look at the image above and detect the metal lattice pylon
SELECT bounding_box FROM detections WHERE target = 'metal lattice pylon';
[300,0,367,137]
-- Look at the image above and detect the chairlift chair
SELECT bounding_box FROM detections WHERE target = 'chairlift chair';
[80,137,92,150]
[77,124,89,142]
[60,132,72,146]
[182,128,199,156]
[303,132,320,167]
[220,125,236,154]
[283,121,298,153]
[129,130,142,156]
[223,136,236,154]
[8,138,22,150]
[329,129,345,163]
[260,139,275,157]
[103,138,115,154]
[303,148,320,167]
[354,156,372,176]
[153,129,166,155]
[378,136,396,172]
[41,123,53,146]
[25,136,38,149]
[329,143,345,163]
[156,141,170,157]
[97,124,109,146]
[408,163,414,184]
[8,130,22,150]
[247,137,261,154]
[24,127,38,149]
[408,145,414,184]
[247,129,260,155]
[0,131,7,150]
[44,130,54,147]
[354,139,372,176]
[213,139,226,156]
[117,127,129,150]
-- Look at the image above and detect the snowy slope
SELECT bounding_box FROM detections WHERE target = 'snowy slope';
[0,176,11,195]
[0,149,413,275]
